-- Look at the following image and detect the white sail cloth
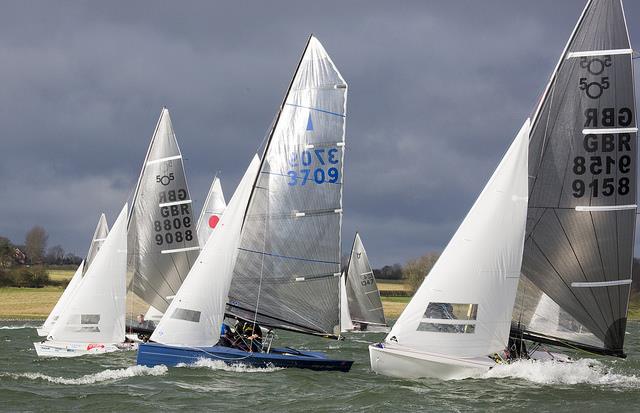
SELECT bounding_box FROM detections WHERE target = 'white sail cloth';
[340,273,354,332]
[48,204,128,344]
[384,119,530,359]
[151,155,260,347]
[85,213,109,270]
[196,177,227,246]
[39,261,85,336]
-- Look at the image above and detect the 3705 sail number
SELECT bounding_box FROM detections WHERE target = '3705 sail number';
[287,148,340,186]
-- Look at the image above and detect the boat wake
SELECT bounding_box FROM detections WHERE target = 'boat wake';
[482,358,640,387]
[177,358,283,373]
[0,324,38,330]
[0,365,167,385]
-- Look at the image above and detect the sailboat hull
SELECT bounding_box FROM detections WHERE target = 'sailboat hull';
[137,342,353,372]
[34,341,137,358]
[369,344,495,380]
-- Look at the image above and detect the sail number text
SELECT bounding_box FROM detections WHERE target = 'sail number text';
[572,108,634,198]
[287,148,340,186]
[154,189,193,245]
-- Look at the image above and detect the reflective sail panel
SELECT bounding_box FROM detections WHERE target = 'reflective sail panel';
[128,108,200,313]
[85,213,109,271]
[227,36,347,337]
[345,233,387,326]
[519,0,636,354]
[196,177,226,246]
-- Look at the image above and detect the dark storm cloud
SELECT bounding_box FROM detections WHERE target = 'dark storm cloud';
[1,1,639,266]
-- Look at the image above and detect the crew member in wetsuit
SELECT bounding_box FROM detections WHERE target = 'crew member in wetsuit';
[236,319,263,352]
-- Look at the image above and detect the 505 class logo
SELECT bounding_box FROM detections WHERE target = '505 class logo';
[156,173,175,186]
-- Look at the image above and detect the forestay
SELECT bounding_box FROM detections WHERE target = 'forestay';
[515,0,636,355]
[227,36,347,337]
[49,205,128,344]
[345,233,386,326]
[385,120,529,358]
[128,108,200,313]
[196,176,226,246]
[151,156,260,346]
[85,213,109,271]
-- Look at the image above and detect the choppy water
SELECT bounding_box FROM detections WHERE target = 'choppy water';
[1,321,640,412]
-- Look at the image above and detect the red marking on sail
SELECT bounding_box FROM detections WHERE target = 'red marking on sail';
[208,215,220,229]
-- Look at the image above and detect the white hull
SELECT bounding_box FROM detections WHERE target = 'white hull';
[34,340,137,358]
[343,325,390,334]
[369,344,495,380]
[36,328,47,337]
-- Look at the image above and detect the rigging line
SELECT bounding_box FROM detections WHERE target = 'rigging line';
[283,103,346,118]
[529,236,607,339]
[251,198,269,337]
[588,211,619,339]
[237,248,340,265]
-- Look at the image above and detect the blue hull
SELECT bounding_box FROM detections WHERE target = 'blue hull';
[136,342,353,372]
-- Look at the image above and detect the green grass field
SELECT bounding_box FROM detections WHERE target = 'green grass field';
[1,272,638,322]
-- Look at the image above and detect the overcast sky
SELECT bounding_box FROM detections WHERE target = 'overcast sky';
[1,1,639,268]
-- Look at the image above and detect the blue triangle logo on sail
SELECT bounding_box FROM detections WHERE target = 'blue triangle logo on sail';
[306,113,313,131]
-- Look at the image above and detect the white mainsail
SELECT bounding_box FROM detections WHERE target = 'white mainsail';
[196,176,227,246]
[48,204,128,345]
[370,119,530,379]
[38,261,85,337]
[151,155,260,346]
[39,214,110,336]
[340,273,354,332]
[85,213,109,271]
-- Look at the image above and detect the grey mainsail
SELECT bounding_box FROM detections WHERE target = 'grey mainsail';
[513,0,636,356]
[345,233,387,327]
[128,108,200,313]
[85,213,109,272]
[227,35,347,337]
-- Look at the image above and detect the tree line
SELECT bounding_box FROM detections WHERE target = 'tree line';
[0,226,82,268]
[0,226,82,288]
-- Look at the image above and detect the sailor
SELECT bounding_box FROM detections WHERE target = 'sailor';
[236,319,263,352]
[136,313,156,330]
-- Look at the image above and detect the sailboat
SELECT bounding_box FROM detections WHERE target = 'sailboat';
[370,0,636,380]
[510,0,636,360]
[37,214,109,337]
[196,176,226,247]
[137,35,353,372]
[340,233,388,332]
[34,205,132,357]
[369,120,530,380]
[127,108,200,331]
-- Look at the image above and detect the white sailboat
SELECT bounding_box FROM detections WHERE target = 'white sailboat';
[37,214,109,337]
[147,155,260,347]
[138,36,353,371]
[341,233,388,332]
[196,176,226,247]
[34,205,133,357]
[369,120,530,380]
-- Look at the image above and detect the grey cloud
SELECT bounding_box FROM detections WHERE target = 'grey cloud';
[1,1,639,267]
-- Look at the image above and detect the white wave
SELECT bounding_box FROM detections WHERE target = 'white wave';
[177,358,282,373]
[0,324,38,330]
[0,365,167,385]
[482,358,640,387]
